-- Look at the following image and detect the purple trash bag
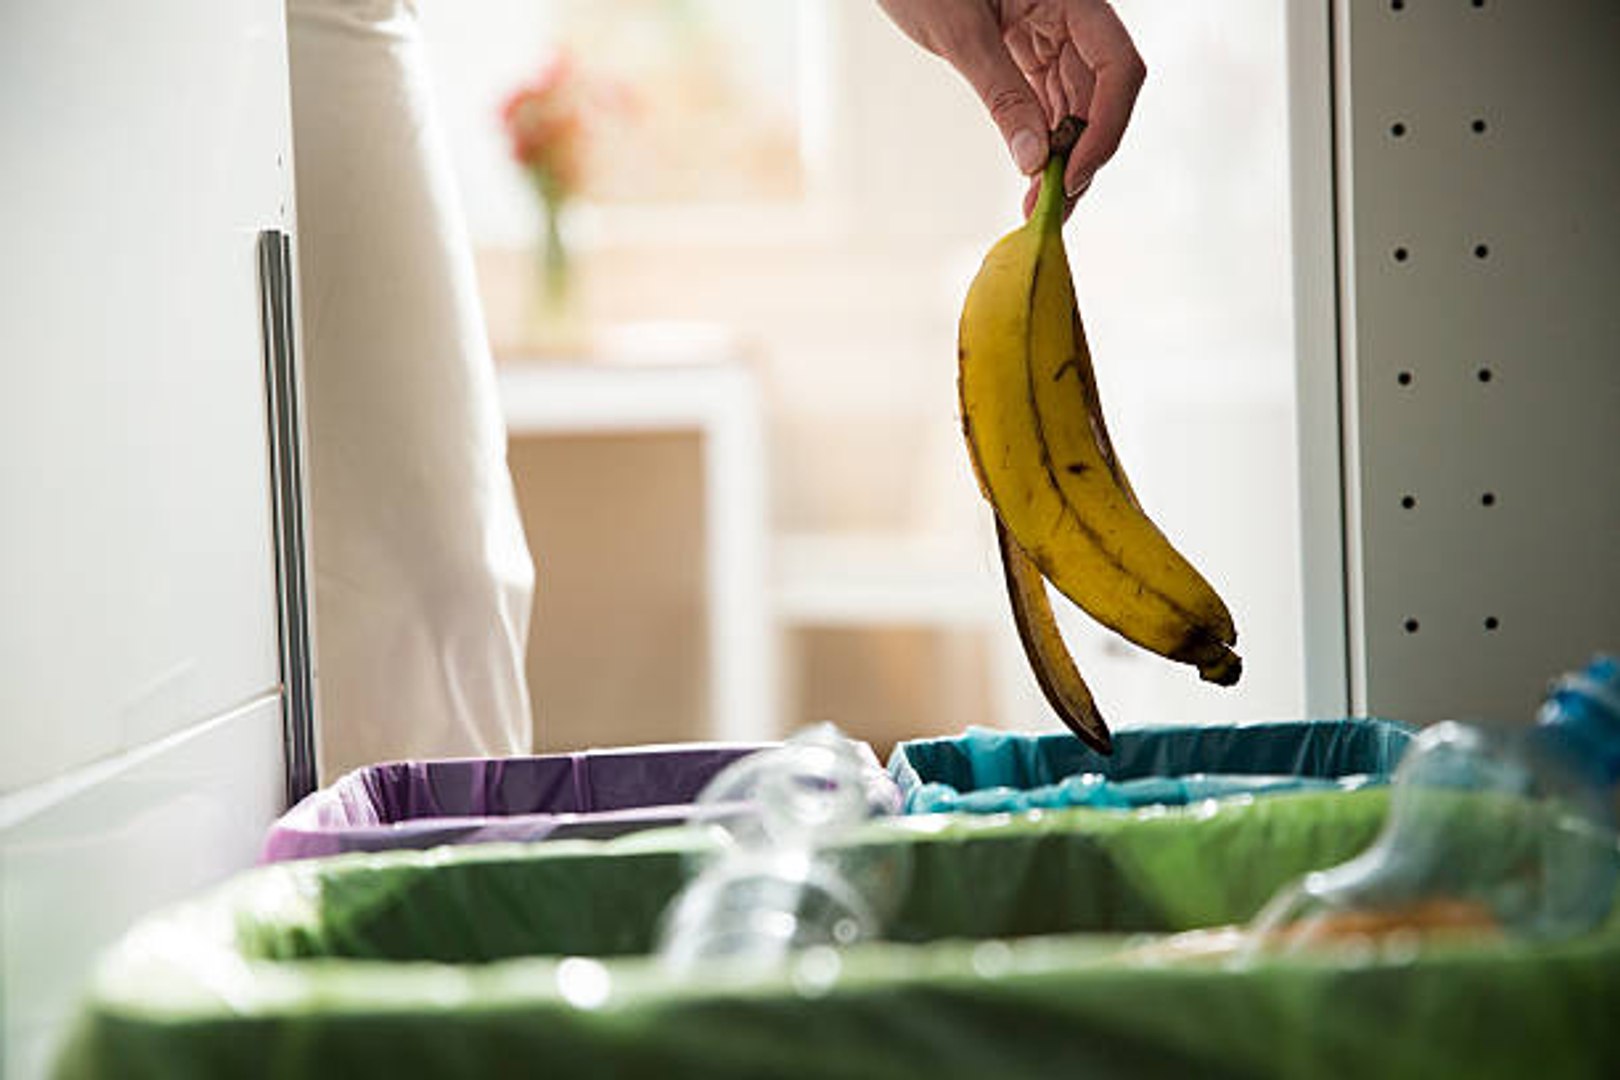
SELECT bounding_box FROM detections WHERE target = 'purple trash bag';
[260,742,778,863]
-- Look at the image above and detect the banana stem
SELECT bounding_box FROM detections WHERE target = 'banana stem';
[1031,154,1067,233]
[1031,116,1083,233]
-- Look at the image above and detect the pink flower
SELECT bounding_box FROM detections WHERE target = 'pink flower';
[500,50,625,202]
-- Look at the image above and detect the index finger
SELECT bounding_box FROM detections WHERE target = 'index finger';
[1063,2,1145,194]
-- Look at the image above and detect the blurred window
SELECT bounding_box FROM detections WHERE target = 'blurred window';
[548,0,812,206]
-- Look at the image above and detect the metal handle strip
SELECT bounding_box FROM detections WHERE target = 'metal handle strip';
[257,229,318,804]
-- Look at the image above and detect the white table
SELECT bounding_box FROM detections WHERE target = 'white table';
[497,361,774,743]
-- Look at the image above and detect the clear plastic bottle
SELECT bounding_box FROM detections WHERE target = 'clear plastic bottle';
[657,725,907,973]
[1247,656,1620,953]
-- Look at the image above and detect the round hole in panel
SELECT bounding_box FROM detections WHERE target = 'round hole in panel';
[1404,618,1420,634]
[1474,243,1490,259]
[1392,0,1404,9]
[1472,118,1488,134]
[1394,246,1410,262]
[1481,492,1497,507]
[1391,121,1407,137]
[1477,367,1494,383]
[1484,616,1500,631]
[1401,495,1417,509]
[1397,370,1413,386]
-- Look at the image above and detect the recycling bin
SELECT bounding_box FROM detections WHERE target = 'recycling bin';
[58,785,1620,1077]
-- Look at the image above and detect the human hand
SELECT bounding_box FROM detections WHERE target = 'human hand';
[876,0,1144,218]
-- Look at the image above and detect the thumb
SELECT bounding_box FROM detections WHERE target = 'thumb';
[948,40,1050,175]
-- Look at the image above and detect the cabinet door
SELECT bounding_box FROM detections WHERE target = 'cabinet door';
[0,0,292,791]
[0,2,297,1075]
[1322,1,1620,721]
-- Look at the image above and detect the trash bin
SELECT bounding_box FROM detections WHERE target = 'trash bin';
[56,785,1620,1078]
[259,742,781,862]
[890,719,1414,814]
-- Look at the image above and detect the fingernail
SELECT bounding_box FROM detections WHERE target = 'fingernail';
[1010,129,1044,174]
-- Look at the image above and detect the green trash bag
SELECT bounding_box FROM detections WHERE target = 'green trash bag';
[54,788,1620,1079]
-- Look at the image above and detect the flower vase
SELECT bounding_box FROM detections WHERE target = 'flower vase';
[527,182,585,355]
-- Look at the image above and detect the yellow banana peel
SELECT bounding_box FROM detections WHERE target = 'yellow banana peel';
[996,518,1112,754]
[961,118,1241,747]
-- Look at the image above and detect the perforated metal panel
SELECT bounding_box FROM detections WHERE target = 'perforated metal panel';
[1295,0,1620,724]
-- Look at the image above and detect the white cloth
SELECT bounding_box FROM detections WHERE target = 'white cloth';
[287,0,534,780]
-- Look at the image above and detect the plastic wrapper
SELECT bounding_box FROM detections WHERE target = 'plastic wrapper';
[55,786,1620,1078]
[259,742,782,862]
[890,719,1413,814]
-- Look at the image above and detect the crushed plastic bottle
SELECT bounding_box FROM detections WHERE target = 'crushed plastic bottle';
[657,725,906,974]
[1245,656,1620,956]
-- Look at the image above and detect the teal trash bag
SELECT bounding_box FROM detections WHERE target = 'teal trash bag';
[890,720,1414,815]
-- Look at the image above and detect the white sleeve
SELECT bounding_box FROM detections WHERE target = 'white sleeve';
[287,0,535,780]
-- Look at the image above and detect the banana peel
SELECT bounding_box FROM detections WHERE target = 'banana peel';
[962,118,1242,750]
[996,517,1112,754]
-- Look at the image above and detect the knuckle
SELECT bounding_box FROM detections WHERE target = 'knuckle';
[986,85,1030,121]
[1123,54,1148,88]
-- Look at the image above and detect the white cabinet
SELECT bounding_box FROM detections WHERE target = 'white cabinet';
[0,0,293,791]
[1291,1,1620,721]
[0,2,298,1074]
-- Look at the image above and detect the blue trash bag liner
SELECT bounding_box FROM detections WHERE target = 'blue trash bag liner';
[890,720,1414,814]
